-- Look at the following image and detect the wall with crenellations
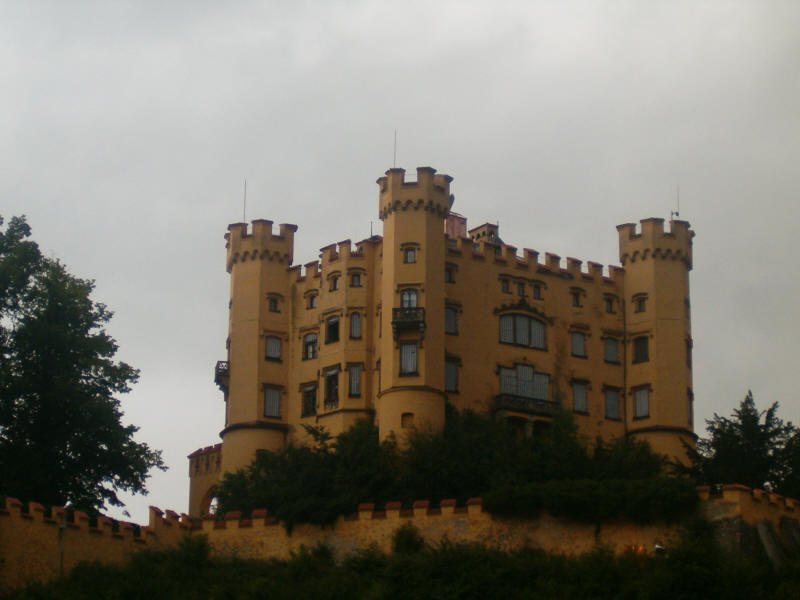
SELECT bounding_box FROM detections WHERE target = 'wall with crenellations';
[2,485,799,590]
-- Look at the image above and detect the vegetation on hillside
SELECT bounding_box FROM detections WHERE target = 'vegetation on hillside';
[215,409,697,530]
[4,525,799,600]
[685,391,800,498]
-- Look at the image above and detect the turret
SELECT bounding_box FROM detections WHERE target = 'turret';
[219,220,297,477]
[375,167,453,442]
[618,218,695,462]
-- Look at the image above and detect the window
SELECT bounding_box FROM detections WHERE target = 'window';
[400,288,418,308]
[404,247,416,263]
[303,333,317,360]
[265,336,281,360]
[349,312,362,339]
[350,272,362,287]
[499,314,545,349]
[532,284,541,300]
[268,298,279,312]
[571,331,587,357]
[445,307,458,334]
[688,388,694,428]
[686,339,692,369]
[604,388,620,420]
[604,297,615,314]
[330,276,339,291]
[572,382,588,413]
[634,295,647,313]
[634,387,650,418]
[633,336,649,363]
[445,268,454,283]
[399,342,417,375]
[571,291,582,307]
[324,368,339,409]
[603,338,620,363]
[501,279,510,293]
[326,316,340,343]
[445,359,459,392]
[348,364,362,397]
[301,384,316,417]
[264,387,281,418]
[307,294,317,309]
[499,364,549,401]
[517,282,525,297]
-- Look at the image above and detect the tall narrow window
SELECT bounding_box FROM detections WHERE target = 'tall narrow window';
[350,272,362,287]
[303,333,317,360]
[324,368,339,409]
[445,268,454,283]
[604,389,620,420]
[307,295,317,309]
[445,307,458,334]
[404,247,416,263]
[399,342,417,375]
[517,282,525,297]
[445,359,458,392]
[268,298,279,312]
[605,297,615,313]
[633,336,649,363]
[571,332,587,357]
[686,339,693,369]
[533,284,541,299]
[348,364,362,397]
[264,387,281,418]
[634,295,647,312]
[571,291,582,307]
[326,316,340,343]
[301,384,317,417]
[265,336,281,360]
[501,279,510,293]
[634,387,650,418]
[349,312,362,339]
[688,388,694,428]
[533,373,549,401]
[330,276,339,291]
[572,382,588,413]
[603,338,619,363]
[401,289,418,308]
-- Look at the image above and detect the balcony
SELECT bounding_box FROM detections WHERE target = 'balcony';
[214,361,230,391]
[494,394,558,418]
[392,307,426,339]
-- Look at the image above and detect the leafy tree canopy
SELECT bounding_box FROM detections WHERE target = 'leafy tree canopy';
[0,215,164,512]
[688,391,800,498]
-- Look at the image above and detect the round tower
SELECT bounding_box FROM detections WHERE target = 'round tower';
[618,218,695,463]
[375,167,453,442]
[219,219,297,476]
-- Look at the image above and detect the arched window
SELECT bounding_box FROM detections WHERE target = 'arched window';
[401,289,418,308]
[303,333,318,360]
[499,314,546,349]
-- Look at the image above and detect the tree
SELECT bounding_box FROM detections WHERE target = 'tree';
[0,215,164,512]
[689,391,799,496]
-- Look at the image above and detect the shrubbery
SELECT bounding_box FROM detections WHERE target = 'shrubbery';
[215,408,696,528]
[4,528,796,600]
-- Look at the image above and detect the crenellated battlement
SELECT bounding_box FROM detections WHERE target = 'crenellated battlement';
[617,218,694,269]
[377,167,454,220]
[225,220,298,272]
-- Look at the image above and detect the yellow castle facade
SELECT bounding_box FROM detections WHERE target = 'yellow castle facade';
[188,167,695,516]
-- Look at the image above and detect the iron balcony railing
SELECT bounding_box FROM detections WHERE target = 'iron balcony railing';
[214,361,230,391]
[391,307,426,338]
[494,394,559,417]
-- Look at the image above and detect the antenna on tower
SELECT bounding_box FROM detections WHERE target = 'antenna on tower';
[243,179,247,224]
[393,129,397,168]
[670,185,680,220]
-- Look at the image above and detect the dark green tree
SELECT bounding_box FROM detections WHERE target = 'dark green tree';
[0,215,164,512]
[689,391,798,496]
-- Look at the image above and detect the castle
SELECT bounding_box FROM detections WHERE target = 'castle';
[188,167,695,517]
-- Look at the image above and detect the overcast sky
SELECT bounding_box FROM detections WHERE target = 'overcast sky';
[2,1,798,522]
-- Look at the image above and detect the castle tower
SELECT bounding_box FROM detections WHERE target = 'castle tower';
[618,218,695,462]
[375,167,453,441]
[218,220,297,476]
